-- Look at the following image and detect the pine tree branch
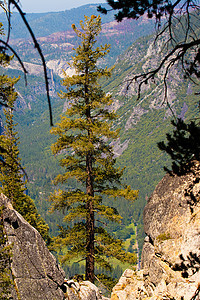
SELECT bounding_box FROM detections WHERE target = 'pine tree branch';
[94,275,112,292]
[74,257,86,264]
[96,219,108,226]
[0,40,28,83]
[190,283,200,300]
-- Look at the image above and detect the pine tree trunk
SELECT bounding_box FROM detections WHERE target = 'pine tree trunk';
[85,106,94,283]
[85,150,95,283]
[86,196,94,283]
[85,65,95,283]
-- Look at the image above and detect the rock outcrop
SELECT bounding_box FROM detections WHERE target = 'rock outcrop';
[111,161,200,300]
[64,279,110,300]
[0,194,108,300]
[0,193,66,300]
[2,158,200,299]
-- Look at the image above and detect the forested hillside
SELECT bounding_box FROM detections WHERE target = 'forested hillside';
[1,3,199,268]
[2,4,154,69]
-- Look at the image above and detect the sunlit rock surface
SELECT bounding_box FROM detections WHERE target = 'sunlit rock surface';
[0,193,66,299]
[111,161,200,300]
[0,194,110,299]
[64,279,110,300]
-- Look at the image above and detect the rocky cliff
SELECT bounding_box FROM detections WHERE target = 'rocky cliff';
[1,162,200,299]
[0,193,66,299]
[111,161,200,300]
[0,194,109,300]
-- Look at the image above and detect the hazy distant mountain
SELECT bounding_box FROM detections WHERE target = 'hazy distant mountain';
[1,3,153,39]
[2,3,199,255]
[3,4,154,73]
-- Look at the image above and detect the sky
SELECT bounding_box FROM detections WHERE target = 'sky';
[18,0,106,13]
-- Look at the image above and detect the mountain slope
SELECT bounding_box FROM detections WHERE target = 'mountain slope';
[1,7,199,259]
[2,3,155,70]
[1,3,152,39]
[101,31,199,249]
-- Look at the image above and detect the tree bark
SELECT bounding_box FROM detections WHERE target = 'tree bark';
[85,66,95,282]
[86,153,95,283]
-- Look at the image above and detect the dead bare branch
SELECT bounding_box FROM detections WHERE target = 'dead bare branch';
[0,39,28,83]
[5,0,53,125]
[126,38,200,100]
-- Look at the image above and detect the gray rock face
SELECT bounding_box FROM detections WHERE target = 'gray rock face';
[64,279,110,300]
[0,193,66,300]
[111,161,200,300]
[0,194,110,300]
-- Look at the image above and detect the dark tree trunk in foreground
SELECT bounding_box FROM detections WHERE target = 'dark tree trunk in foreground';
[86,151,95,283]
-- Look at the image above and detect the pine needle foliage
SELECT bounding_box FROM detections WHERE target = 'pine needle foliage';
[158,119,200,175]
[50,15,138,283]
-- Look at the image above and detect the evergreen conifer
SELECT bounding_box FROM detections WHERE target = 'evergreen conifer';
[50,15,138,283]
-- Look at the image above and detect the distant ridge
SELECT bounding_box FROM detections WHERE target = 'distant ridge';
[0,3,116,39]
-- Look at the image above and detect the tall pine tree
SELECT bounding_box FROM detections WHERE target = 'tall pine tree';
[50,15,138,283]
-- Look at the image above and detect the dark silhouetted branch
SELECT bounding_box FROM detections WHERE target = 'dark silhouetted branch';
[8,0,53,125]
[126,38,200,100]
[0,39,28,83]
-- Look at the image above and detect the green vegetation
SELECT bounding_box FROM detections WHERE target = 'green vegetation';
[0,7,199,283]
[7,18,199,264]
[157,232,171,242]
[0,4,154,68]
[49,15,138,283]
[0,46,50,243]
[158,119,200,175]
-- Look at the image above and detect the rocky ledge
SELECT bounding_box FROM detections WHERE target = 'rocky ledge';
[111,161,200,300]
[0,194,109,300]
[2,159,200,299]
[0,193,66,299]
